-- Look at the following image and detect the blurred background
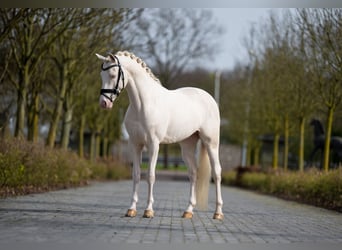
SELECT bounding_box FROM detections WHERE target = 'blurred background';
[0,8,341,175]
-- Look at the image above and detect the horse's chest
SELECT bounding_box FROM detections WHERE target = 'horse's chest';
[124,120,146,142]
[124,110,160,142]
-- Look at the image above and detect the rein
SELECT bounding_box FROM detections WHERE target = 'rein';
[100,54,125,102]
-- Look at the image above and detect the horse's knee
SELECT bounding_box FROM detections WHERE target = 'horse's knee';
[133,170,141,183]
[187,166,197,182]
[211,162,221,175]
[212,173,221,182]
[148,174,155,184]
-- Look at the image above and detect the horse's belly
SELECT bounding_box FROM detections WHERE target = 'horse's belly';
[161,128,197,144]
[161,110,202,144]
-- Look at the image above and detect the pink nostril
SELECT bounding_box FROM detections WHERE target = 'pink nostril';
[101,100,107,108]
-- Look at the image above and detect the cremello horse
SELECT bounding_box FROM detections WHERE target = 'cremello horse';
[96,51,224,220]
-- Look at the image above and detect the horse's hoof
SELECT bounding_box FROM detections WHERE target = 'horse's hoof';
[182,211,193,219]
[125,209,137,217]
[213,213,224,220]
[143,209,154,218]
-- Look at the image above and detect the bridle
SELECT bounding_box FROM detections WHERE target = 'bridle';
[100,53,125,103]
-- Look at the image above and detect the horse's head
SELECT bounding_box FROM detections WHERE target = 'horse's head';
[310,119,323,128]
[95,53,126,109]
[310,119,318,126]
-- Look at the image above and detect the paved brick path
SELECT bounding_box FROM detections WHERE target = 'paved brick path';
[0,178,341,244]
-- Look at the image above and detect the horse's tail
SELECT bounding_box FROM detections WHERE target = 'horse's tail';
[196,141,211,211]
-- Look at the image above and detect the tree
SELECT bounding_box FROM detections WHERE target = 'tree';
[4,9,77,138]
[45,9,134,149]
[288,25,317,172]
[238,10,322,172]
[296,9,342,172]
[244,13,293,170]
[0,9,26,44]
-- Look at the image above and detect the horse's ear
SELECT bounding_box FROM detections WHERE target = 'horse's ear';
[95,53,109,61]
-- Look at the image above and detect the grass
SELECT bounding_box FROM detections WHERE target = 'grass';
[0,138,131,197]
[222,168,342,212]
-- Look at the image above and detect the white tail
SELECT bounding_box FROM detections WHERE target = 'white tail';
[196,142,211,211]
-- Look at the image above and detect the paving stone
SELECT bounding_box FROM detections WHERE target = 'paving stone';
[0,179,341,244]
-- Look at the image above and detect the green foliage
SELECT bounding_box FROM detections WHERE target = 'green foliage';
[222,169,342,212]
[221,171,236,185]
[0,138,130,197]
[90,159,131,181]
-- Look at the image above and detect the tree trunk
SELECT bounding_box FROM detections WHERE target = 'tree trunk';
[95,132,101,159]
[0,111,11,140]
[60,107,73,150]
[78,114,85,158]
[298,116,305,172]
[283,116,289,171]
[253,144,260,166]
[15,70,28,138]
[27,92,40,142]
[272,133,280,170]
[323,107,334,172]
[102,137,109,159]
[246,138,252,166]
[90,131,96,162]
[46,67,68,148]
[15,88,26,138]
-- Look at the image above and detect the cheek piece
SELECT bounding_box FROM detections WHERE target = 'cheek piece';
[100,54,125,103]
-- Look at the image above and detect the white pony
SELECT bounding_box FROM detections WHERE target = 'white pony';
[96,51,224,220]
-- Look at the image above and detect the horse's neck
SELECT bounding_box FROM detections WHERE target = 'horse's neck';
[123,60,163,111]
[314,124,324,137]
[125,77,150,111]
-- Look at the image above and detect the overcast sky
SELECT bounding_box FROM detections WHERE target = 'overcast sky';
[209,8,283,71]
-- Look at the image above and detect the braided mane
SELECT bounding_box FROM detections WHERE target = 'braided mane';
[116,51,161,85]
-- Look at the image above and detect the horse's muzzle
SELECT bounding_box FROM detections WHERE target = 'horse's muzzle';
[100,98,113,109]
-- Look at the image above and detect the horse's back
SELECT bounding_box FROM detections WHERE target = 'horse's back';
[331,136,342,149]
[169,87,219,121]
[173,87,219,113]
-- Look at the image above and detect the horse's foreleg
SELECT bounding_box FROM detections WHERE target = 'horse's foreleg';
[126,143,142,217]
[144,141,159,218]
[309,146,320,165]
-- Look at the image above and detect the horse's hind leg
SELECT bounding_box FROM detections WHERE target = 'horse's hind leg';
[202,140,224,220]
[179,134,199,218]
